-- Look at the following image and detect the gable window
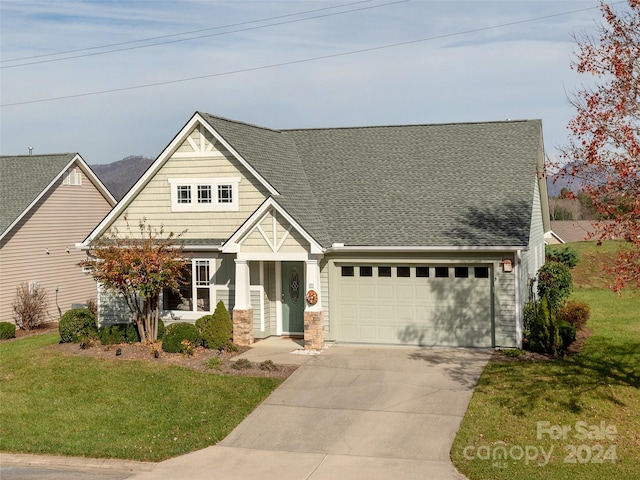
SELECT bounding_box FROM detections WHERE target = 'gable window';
[177,185,191,203]
[169,177,240,212]
[198,185,212,204]
[218,184,233,203]
[63,167,82,186]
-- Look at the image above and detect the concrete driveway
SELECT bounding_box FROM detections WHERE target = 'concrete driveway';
[129,341,491,480]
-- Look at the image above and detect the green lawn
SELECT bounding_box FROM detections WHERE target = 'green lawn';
[0,333,282,461]
[451,242,640,480]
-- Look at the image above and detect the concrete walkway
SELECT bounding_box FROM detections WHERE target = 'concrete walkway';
[128,340,491,480]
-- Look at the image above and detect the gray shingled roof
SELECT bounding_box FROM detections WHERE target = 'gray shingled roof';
[200,114,542,248]
[1,153,77,236]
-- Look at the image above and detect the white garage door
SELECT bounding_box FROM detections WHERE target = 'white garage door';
[334,264,493,347]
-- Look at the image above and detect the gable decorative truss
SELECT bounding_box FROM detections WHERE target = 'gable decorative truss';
[223,197,324,258]
[81,112,279,247]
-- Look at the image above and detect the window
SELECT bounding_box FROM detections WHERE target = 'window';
[475,267,490,278]
[360,266,373,277]
[416,266,430,277]
[435,267,449,278]
[197,185,212,204]
[169,177,240,212]
[341,266,354,277]
[378,266,392,277]
[177,185,191,204]
[397,266,411,277]
[455,267,469,278]
[63,167,82,186]
[163,259,212,312]
[217,184,233,203]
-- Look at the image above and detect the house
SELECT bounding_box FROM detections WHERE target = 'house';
[82,112,551,349]
[0,153,116,324]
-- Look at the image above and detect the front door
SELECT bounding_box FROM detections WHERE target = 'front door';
[282,261,304,334]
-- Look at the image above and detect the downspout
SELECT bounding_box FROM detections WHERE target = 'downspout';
[514,250,523,349]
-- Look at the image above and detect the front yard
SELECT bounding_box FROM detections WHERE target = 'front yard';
[0,333,283,461]
[452,242,640,480]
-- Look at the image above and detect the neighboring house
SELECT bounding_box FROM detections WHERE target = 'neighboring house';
[0,153,116,324]
[548,220,601,244]
[82,112,551,349]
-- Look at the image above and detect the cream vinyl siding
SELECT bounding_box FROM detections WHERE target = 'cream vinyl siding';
[110,134,271,240]
[0,168,113,323]
[493,260,518,347]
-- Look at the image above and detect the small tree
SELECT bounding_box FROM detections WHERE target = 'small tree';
[79,216,188,343]
[12,282,48,330]
[537,261,573,313]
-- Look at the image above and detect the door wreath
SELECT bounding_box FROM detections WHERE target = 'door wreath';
[305,289,318,305]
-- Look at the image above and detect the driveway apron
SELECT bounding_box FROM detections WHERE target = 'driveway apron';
[130,344,491,480]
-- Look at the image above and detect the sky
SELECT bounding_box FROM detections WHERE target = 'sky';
[0,0,616,165]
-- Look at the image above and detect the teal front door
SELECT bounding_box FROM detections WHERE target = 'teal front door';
[282,261,304,334]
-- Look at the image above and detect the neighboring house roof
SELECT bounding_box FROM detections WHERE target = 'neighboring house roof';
[0,153,116,240]
[202,113,544,248]
[550,220,600,243]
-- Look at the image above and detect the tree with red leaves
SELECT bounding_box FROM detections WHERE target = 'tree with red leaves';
[556,0,640,291]
[80,216,188,342]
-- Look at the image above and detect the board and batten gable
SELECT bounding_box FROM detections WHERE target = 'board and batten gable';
[108,125,272,240]
[0,166,113,322]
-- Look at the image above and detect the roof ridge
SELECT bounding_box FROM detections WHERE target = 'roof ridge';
[0,152,77,159]
[282,118,540,133]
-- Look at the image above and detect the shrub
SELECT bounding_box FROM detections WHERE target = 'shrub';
[12,282,48,330]
[162,322,199,354]
[545,245,579,268]
[525,297,561,356]
[0,322,16,339]
[99,324,141,345]
[537,261,573,312]
[232,358,252,370]
[85,298,98,315]
[195,301,233,350]
[59,308,98,343]
[558,320,577,352]
[556,300,590,329]
[157,318,166,340]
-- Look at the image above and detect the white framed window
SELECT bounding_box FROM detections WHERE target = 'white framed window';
[162,258,214,312]
[168,177,240,212]
[63,167,82,186]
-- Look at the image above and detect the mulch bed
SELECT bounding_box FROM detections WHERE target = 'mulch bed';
[492,326,591,362]
[8,322,296,379]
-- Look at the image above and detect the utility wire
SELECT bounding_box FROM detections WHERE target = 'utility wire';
[1,0,407,68]
[0,4,605,108]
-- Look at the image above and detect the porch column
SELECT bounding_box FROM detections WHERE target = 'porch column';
[303,258,324,350]
[232,259,253,346]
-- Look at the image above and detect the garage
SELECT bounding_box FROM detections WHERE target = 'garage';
[332,263,494,347]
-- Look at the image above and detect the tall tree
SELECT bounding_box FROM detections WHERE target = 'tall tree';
[556,0,640,291]
[80,217,188,342]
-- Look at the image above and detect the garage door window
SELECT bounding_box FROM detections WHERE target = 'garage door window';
[341,266,354,277]
[455,267,469,278]
[360,266,373,277]
[378,266,392,277]
[435,267,449,278]
[397,266,410,277]
[416,266,429,277]
[475,267,490,278]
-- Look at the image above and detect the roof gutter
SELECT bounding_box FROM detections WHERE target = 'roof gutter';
[323,244,528,254]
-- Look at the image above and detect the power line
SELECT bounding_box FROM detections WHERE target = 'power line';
[1,4,604,108]
[1,0,407,68]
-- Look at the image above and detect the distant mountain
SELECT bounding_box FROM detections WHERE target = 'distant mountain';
[92,156,154,201]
